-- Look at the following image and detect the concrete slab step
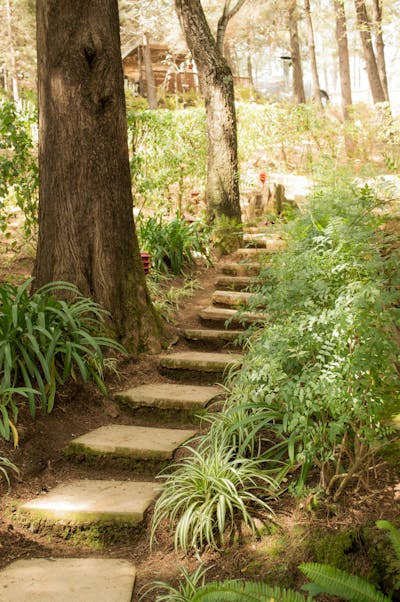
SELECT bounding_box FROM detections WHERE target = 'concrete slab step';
[19,479,160,525]
[68,425,197,460]
[0,558,136,602]
[183,328,242,343]
[221,262,262,277]
[116,383,223,410]
[215,275,253,290]
[212,290,252,308]
[199,305,265,325]
[236,241,286,258]
[159,351,243,373]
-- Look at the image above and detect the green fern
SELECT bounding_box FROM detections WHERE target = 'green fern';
[376,521,400,563]
[192,580,310,601]
[300,563,391,601]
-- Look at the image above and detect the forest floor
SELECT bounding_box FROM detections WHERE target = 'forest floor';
[0,234,399,601]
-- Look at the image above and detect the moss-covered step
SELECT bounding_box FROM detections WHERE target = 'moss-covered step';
[19,479,161,525]
[221,262,262,277]
[67,425,197,460]
[183,328,242,343]
[0,558,136,602]
[159,351,243,373]
[212,290,253,308]
[199,305,265,325]
[235,242,286,258]
[215,275,253,291]
[115,383,223,410]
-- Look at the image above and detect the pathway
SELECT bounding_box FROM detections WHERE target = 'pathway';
[0,228,285,601]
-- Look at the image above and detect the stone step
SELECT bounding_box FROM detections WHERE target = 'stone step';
[235,241,286,258]
[19,479,161,526]
[215,275,253,291]
[212,290,252,308]
[0,558,136,602]
[183,328,242,344]
[116,383,223,410]
[199,305,265,325]
[68,425,197,460]
[159,351,243,373]
[221,262,262,277]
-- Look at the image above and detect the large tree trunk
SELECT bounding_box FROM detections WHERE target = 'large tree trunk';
[143,32,158,109]
[175,0,241,224]
[371,0,389,103]
[304,0,322,106]
[333,0,353,120]
[288,0,306,104]
[34,0,161,353]
[354,0,385,104]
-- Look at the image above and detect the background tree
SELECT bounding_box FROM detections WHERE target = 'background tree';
[354,0,385,103]
[371,0,389,102]
[288,0,305,103]
[304,0,322,106]
[34,0,161,352]
[175,0,242,224]
[334,0,353,120]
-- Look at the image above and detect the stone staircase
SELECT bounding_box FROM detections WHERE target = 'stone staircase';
[0,227,281,601]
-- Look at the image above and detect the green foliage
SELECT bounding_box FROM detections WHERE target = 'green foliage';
[0,454,19,488]
[146,271,201,323]
[127,108,206,210]
[0,279,124,441]
[300,563,391,601]
[216,175,400,498]
[142,564,210,601]
[137,213,210,275]
[0,99,38,236]
[150,437,278,552]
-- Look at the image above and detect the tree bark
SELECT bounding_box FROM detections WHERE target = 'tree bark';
[288,0,306,104]
[333,0,352,120]
[143,32,158,109]
[353,0,385,103]
[303,0,322,106]
[216,0,247,56]
[371,0,389,103]
[5,0,19,104]
[34,0,161,353]
[175,0,242,224]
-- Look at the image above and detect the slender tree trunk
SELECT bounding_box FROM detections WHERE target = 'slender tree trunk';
[333,0,352,120]
[216,0,247,56]
[304,0,322,106]
[175,0,241,224]
[354,0,385,103]
[247,51,254,87]
[288,0,306,104]
[137,45,145,96]
[5,0,19,104]
[34,0,161,352]
[371,0,389,103]
[143,32,157,109]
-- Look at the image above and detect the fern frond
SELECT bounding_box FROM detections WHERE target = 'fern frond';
[376,520,400,562]
[300,563,391,602]
[192,580,309,601]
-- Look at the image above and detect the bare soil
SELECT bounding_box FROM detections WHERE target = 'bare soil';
[0,245,399,600]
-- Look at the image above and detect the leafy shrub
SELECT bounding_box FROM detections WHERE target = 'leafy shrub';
[127,108,206,210]
[219,177,400,499]
[0,99,38,237]
[0,279,124,441]
[151,437,278,552]
[137,213,210,275]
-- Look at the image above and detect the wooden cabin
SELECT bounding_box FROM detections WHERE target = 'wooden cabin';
[122,43,198,97]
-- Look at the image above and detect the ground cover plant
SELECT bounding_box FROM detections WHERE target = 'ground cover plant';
[137,213,210,275]
[0,279,124,445]
[151,172,400,554]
